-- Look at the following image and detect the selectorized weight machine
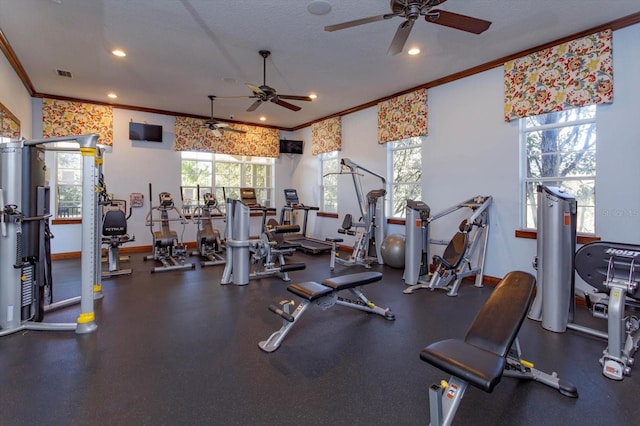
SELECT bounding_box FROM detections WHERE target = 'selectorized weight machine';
[530,184,640,380]
[326,158,387,270]
[403,196,492,296]
[221,198,305,286]
[1,134,100,336]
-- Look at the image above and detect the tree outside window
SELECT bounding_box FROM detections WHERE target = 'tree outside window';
[387,137,423,218]
[56,152,82,218]
[521,105,596,233]
[320,151,339,213]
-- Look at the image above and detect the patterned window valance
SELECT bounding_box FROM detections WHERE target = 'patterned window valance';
[311,116,342,156]
[504,30,613,121]
[174,116,279,158]
[42,98,113,146]
[377,88,428,143]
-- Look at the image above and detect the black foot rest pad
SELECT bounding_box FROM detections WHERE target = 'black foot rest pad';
[420,339,505,393]
[326,237,343,243]
[321,271,383,291]
[288,281,333,301]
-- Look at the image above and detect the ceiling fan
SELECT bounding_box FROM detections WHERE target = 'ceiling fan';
[325,0,492,56]
[244,50,313,112]
[203,95,246,137]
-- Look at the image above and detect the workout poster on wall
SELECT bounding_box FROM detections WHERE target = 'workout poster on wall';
[130,193,144,208]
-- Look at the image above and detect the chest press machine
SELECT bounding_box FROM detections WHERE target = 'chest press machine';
[420,271,577,426]
[404,195,492,296]
[258,271,395,352]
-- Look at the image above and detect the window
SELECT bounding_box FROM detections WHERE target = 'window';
[180,152,274,211]
[320,151,339,213]
[387,137,423,218]
[521,105,596,233]
[56,151,83,218]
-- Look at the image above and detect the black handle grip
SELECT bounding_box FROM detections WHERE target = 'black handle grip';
[268,304,295,322]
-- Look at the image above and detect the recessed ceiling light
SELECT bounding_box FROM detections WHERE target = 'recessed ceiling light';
[309,93,318,100]
[107,93,118,99]
[259,116,266,121]
[307,1,331,16]
[112,49,126,57]
[408,48,421,55]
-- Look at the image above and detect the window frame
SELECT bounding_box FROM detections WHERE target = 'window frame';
[386,136,423,219]
[519,105,596,234]
[319,150,339,213]
[180,152,275,210]
[54,150,83,219]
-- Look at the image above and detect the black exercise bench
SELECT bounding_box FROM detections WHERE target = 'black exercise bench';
[420,271,578,425]
[258,271,395,352]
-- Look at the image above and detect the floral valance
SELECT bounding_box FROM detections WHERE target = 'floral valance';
[377,88,428,143]
[311,116,342,155]
[42,98,113,146]
[174,116,279,158]
[504,30,613,121]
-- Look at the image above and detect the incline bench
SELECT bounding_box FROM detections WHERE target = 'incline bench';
[259,271,395,352]
[420,271,578,425]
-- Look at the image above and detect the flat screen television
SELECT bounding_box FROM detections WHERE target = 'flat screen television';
[279,139,303,154]
[129,122,163,142]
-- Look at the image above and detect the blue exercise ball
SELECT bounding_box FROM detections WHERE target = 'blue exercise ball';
[381,233,406,269]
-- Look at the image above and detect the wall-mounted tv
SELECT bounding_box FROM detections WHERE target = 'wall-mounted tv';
[129,122,163,142]
[279,139,303,154]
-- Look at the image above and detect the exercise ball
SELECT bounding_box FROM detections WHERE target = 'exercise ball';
[381,233,406,269]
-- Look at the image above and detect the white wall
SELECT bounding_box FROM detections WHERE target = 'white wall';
[32,22,640,279]
[0,51,32,138]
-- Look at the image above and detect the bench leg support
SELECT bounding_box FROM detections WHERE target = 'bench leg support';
[429,376,468,426]
[258,300,310,353]
[336,288,396,320]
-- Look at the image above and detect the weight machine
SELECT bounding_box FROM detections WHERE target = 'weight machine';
[188,187,225,267]
[144,185,195,273]
[529,185,640,380]
[403,196,492,296]
[326,158,387,270]
[221,198,305,286]
[0,134,100,336]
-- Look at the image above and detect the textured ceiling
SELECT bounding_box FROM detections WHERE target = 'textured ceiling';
[0,0,638,129]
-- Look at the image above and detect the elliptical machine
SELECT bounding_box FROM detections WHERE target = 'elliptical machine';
[190,189,225,267]
[144,185,195,273]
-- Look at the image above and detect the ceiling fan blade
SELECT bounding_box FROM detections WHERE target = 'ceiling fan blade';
[324,13,395,32]
[247,100,263,112]
[272,98,302,112]
[426,10,491,34]
[278,94,313,102]
[387,19,415,56]
[224,127,246,134]
[246,83,265,96]
[212,128,223,138]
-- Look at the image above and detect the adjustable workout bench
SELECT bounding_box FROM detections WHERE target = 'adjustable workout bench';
[258,271,395,352]
[420,271,577,426]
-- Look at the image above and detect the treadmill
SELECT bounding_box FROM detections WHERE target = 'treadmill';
[280,189,333,254]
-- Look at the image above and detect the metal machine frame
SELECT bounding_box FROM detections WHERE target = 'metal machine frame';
[403,195,492,296]
[1,134,100,336]
[326,158,387,269]
[144,186,195,273]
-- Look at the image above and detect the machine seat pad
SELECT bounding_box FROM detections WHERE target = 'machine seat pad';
[420,339,505,393]
[288,281,333,301]
[321,271,383,291]
[102,210,127,236]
